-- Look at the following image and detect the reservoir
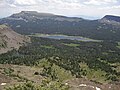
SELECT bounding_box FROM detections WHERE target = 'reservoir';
[31,34,100,42]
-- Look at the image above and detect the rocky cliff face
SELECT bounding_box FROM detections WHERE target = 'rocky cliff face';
[0,25,30,54]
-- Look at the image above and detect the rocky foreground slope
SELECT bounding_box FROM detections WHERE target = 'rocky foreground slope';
[0,25,30,54]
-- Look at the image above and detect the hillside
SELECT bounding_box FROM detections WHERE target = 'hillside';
[100,15,120,26]
[101,15,120,22]
[0,25,30,54]
[0,11,120,41]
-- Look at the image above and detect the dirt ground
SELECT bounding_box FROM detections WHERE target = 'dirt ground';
[0,64,43,90]
[0,64,120,90]
[66,78,120,90]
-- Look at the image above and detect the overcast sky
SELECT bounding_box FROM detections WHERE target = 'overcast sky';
[0,0,120,19]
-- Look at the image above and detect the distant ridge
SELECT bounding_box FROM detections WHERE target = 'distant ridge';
[11,11,55,18]
[100,15,120,26]
[0,11,120,41]
[5,11,83,23]
[102,15,120,22]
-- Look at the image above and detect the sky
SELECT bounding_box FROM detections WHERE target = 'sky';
[0,0,120,19]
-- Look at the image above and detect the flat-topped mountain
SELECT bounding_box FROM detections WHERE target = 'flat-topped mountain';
[0,25,30,54]
[7,11,83,22]
[10,11,55,21]
[0,11,120,41]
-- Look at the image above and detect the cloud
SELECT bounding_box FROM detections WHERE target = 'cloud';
[5,0,38,6]
[84,0,118,5]
[0,0,120,19]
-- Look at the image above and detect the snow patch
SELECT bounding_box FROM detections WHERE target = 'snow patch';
[96,87,101,90]
[79,84,101,90]
[79,84,87,87]
[1,83,6,86]
[16,25,21,27]
[65,83,68,85]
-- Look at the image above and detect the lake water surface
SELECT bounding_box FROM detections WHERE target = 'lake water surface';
[32,34,100,42]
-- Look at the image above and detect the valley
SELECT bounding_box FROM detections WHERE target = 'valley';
[0,37,120,90]
[0,11,120,90]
